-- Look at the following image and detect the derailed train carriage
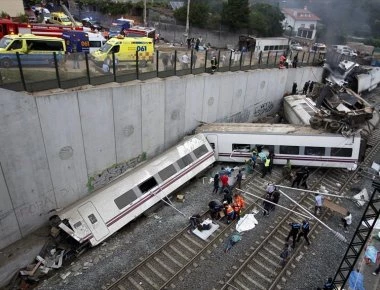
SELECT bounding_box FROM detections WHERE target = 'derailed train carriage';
[53,134,215,246]
[196,123,363,170]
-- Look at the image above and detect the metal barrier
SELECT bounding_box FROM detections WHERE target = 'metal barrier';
[0,50,325,93]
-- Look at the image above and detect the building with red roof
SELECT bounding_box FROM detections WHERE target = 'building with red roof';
[282,6,320,43]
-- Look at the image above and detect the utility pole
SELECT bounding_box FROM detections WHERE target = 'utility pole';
[185,0,190,37]
[144,0,147,27]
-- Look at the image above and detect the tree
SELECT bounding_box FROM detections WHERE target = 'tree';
[222,0,250,32]
[248,3,284,37]
[173,0,210,29]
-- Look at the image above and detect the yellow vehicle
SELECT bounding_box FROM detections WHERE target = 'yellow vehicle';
[91,36,154,67]
[48,12,82,27]
[0,34,66,67]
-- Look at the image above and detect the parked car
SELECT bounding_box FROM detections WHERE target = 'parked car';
[291,43,303,51]
[82,18,103,31]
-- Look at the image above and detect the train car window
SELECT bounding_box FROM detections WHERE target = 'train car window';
[232,144,250,152]
[279,146,299,155]
[177,153,193,169]
[138,177,158,194]
[193,144,208,158]
[158,164,177,181]
[114,189,138,210]
[305,146,325,156]
[74,221,82,228]
[262,145,274,153]
[88,214,98,224]
[331,147,352,157]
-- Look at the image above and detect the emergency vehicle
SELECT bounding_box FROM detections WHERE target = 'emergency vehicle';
[0,18,83,39]
[91,35,154,66]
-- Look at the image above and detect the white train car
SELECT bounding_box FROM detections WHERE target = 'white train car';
[196,123,361,170]
[54,134,215,246]
[356,67,380,93]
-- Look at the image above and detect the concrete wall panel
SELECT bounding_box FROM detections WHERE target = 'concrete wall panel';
[141,79,165,157]
[37,93,88,207]
[245,70,261,121]
[78,88,116,175]
[113,83,143,163]
[217,72,235,122]
[230,71,248,122]
[201,74,221,123]
[164,77,187,148]
[184,75,205,133]
[0,163,21,249]
[0,91,55,235]
[252,69,272,121]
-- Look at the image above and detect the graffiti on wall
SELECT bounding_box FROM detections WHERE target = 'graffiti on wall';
[87,152,147,192]
[254,101,274,117]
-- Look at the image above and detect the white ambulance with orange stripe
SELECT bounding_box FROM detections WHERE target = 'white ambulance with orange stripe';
[91,35,154,67]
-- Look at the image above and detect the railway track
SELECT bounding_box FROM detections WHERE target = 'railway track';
[106,129,380,290]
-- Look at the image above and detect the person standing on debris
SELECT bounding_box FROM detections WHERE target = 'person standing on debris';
[212,173,219,194]
[302,80,310,94]
[296,220,311,245]
[293,53,298,68]
[292,82,297,94]
[235,170,243,189]
[309,81,314,93]
[341,211,352,233]
[286,222,301,248]
[208,200,223,219]
[279,243,291,266]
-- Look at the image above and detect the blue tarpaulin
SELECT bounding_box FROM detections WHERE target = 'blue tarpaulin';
[348,270,365,290]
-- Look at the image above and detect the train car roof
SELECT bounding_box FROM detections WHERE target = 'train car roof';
[195,123,348,136]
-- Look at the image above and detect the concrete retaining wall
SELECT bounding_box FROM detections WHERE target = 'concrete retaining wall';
[0,66,323,250]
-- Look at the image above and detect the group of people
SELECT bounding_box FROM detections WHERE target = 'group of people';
[248,147,274,178]
[208,191,245,224]
[291,80,314,95]
[186,37,202,51]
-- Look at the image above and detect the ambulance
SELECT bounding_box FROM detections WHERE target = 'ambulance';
[90,35,154,66]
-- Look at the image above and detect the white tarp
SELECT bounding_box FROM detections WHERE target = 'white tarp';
[236,214,259,233]
[353,188,369,207]
[192,219,220,240]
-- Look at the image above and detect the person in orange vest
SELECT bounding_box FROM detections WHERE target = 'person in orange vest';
[232,202,241,221]
[234,193,245,210]
[223,201,234,224]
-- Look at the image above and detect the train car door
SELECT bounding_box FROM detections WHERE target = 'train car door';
[78,202,109,241]
[205,134,218,158]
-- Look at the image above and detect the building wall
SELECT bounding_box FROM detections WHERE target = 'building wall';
[283,15,317,41]
[0,0,24,17]
[0,66,323,250]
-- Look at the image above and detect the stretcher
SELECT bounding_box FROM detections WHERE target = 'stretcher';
[323,199,347,216]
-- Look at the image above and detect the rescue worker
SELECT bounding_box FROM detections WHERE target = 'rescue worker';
[302,80,310,94]
[266,182,276,195]
[300,167,310,189]
[223,201,234,224]
[208,200,223,220]
[296,220,311,245]
[341,211,352,233]
[223,188,233,204]
[251,149,257,170]
[292,53,298,68]
[232,202,241,220]
[279,243,291,267]
[286,222,301,248]
[271,189,280,211]
[261,155,271,178]
[291,167,306,188]
[315,191,324,215]
[212,173,219,194]
[211,56,218,73]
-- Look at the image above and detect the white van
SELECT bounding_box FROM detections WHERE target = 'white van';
[88,32,106,53]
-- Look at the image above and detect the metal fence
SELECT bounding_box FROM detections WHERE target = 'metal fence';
[0,49,325,93]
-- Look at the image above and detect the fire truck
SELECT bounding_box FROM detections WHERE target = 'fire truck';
[0,18,83,39]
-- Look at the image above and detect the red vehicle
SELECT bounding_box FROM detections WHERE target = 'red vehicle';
[0,18,83,39]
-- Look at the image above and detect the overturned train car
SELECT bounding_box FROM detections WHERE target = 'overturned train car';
[53,134,215,246]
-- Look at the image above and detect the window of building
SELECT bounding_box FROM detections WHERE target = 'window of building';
[138,177,158,194]
[305,146,325,156]
[331,148,352,157]
[280,146,299,155]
